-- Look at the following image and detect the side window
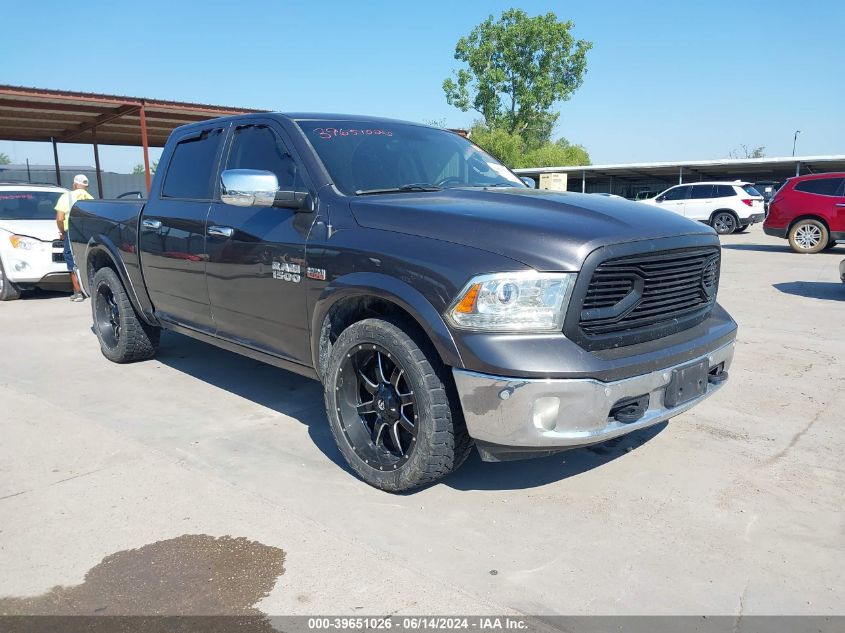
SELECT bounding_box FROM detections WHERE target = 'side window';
[663,186,690,201]
[689,185,714,199]
[714,185,735,198]
[162,128,224,200]
[226,125,298,190]
[794,178,845,196]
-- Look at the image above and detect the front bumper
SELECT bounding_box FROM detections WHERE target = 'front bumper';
[453,340,734,457]
[763,225,787,239]
[0,243,68,283]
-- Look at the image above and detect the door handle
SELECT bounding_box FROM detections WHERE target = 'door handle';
[835,203,845,207]
[141,219,161,230]
[208,225,234,238]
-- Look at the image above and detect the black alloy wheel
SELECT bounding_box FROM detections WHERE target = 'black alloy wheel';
[336,343,417,471]
[95,281,122,349]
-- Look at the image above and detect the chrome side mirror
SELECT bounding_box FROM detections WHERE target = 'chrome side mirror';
[520,176,536,189]
[220,169,279,207]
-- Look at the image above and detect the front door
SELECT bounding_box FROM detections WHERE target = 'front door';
[139,125,227,331]
[205,121,316,364]
[655,185,691,217]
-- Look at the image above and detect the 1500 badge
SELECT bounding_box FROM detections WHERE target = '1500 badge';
[272,261,301,283]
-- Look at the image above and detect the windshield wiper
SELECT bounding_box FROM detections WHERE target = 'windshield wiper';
[465,181,521,188]
[355,183,442,196]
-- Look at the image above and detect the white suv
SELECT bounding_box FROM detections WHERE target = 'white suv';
[640,181,765,235]
[0,183,70,301]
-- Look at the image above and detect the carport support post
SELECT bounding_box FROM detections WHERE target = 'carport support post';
[581,171,586,193]
[92,126,104,198]
[795,162,801,177]
[678,166,683,184]
[51,137,61,187]
[139,103,152,194]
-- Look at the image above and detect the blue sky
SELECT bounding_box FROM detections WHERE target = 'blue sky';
[3,0,843,172]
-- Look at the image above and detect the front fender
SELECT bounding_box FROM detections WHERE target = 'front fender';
[310,272,464,372]
[83,237,159,326]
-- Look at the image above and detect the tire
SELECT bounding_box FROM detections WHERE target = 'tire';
[324,317,472,492]
[733,224,749,233]
[788,219,829,254]
[711,211,738,235]
[91,267,160,363]
[0,258,22,301]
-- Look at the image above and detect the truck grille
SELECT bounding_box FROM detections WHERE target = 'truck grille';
[578,247,720,337]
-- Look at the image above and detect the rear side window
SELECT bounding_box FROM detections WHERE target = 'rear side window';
[662,186,690,201]
[689,184,714,199]
[714,185,735,198]
[742,185,762,197]
[162,128,225,199]
[794,177,844,196]
[226,124,298,189]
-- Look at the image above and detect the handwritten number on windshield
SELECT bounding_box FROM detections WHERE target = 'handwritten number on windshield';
[314,128,394,140]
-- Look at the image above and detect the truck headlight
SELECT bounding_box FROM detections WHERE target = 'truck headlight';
[447,272,577,332]
[9,235,42,251]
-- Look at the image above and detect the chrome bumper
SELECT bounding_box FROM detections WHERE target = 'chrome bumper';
[452,341,735,449]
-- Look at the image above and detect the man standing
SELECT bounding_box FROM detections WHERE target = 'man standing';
[55,174,94,302]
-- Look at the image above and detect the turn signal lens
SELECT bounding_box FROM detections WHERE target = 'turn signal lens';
[453,283,480,314]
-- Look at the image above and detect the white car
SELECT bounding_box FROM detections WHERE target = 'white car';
[0,183,71,301]
[640,181,766,235]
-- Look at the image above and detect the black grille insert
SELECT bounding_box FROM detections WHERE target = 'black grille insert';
[579,247,720,338]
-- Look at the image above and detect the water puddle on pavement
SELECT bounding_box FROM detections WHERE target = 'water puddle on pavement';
[0,534,285,619]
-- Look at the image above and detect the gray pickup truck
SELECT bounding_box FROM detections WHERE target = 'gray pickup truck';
[70,113,736,491]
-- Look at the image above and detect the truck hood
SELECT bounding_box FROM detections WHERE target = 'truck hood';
[349,188,716,270]
[0,219,61,242]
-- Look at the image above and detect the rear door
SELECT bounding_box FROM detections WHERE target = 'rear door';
[205,119,316,364]
[684,184,715,220]
[655,185,690,217]
[793,177,845,233]
[139,124,228,331]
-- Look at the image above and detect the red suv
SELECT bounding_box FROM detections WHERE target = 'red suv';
[764,173,845,253]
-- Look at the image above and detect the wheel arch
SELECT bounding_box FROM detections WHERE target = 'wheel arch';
[709,208,740,224]
[787,214,830,234]
[311,273,463,382]
[84,237,159,326]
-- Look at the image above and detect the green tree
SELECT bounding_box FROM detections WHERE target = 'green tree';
[729,145,765,159]
[0,152,11,165]
[470,124,590,169]
[132,160,158,175]
[443,9,591,140]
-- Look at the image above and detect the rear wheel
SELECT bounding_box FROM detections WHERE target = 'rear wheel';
[711,211,738,235]
[324,317,471,492]
[92,267,160,362]
[788,219,828,254]
[0,259,22,301]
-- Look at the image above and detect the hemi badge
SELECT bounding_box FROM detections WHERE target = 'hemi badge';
[307,267,327,281]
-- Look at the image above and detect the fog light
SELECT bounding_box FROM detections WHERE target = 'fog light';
[13,261,29,272]
[532,397,560,431]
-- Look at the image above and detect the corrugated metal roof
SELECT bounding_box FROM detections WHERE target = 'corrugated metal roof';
[0,85,267,147]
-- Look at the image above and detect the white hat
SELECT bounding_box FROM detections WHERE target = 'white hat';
[73,174,89,186]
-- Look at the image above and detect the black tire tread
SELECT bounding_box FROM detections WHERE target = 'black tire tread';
[92,267,160,363]
[324,317,471,492]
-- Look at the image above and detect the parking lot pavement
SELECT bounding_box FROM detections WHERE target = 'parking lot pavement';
[1,232,843,616]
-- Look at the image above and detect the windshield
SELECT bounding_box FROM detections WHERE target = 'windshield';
[296,120,524,195]
[0,190,63,220]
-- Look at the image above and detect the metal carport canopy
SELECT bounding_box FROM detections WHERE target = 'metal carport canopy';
[0,85,266,194]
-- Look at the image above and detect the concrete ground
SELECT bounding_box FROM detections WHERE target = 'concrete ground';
[1,231,843,617]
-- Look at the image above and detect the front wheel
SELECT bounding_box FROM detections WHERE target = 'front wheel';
[324,318,471,492]
[711,212,738,235]
[92,267,160,362]
[788,219,829,254]
[0,259,22,301]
